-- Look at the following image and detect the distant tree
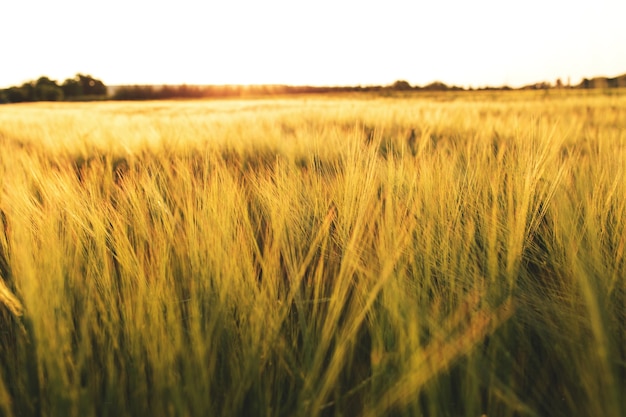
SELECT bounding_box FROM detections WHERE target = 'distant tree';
[422,81,449,91]
[160,85,176,99]
[19,83,36,101]
[61,77,84,98]
[37,85,64,101]
[0,74,107,103]
[4,87,28,103]
[35,77,57,88]
[391,80,412,91]
[521,81,551,90]
[580,78,591,89]
[76,74,107,96]
[35,77,64,101]
[113,85,156,100]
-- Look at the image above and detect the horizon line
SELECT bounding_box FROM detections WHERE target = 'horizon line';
[3,71,626,91]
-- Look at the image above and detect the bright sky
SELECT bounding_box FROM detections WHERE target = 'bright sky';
[1,0,625,89]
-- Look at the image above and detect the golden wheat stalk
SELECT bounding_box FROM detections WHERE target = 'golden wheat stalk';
[0,278,22,316]
[365,298,515,417]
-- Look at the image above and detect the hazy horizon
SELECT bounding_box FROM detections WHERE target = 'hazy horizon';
[5,70,626,90]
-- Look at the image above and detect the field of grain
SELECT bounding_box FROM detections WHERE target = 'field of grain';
[0,90,624,417]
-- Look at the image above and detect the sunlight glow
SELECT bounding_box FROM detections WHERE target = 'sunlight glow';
[1,0,625,88]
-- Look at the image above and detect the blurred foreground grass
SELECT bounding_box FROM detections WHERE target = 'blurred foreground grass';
[0,90,624,416]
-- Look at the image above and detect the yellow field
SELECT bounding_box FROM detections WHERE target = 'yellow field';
[0,90,625,417]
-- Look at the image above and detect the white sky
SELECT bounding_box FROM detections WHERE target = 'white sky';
[1,0,625,88]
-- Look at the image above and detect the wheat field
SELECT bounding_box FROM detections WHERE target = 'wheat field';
[0,90,624,417]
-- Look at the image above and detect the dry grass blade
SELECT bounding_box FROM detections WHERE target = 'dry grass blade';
[366,298,515,417]
[0,278,22,316]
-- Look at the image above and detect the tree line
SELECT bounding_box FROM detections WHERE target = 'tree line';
[0,74,107,104]
[109,81,468,100]
[3,72,625,104]
[109,84,389,100]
